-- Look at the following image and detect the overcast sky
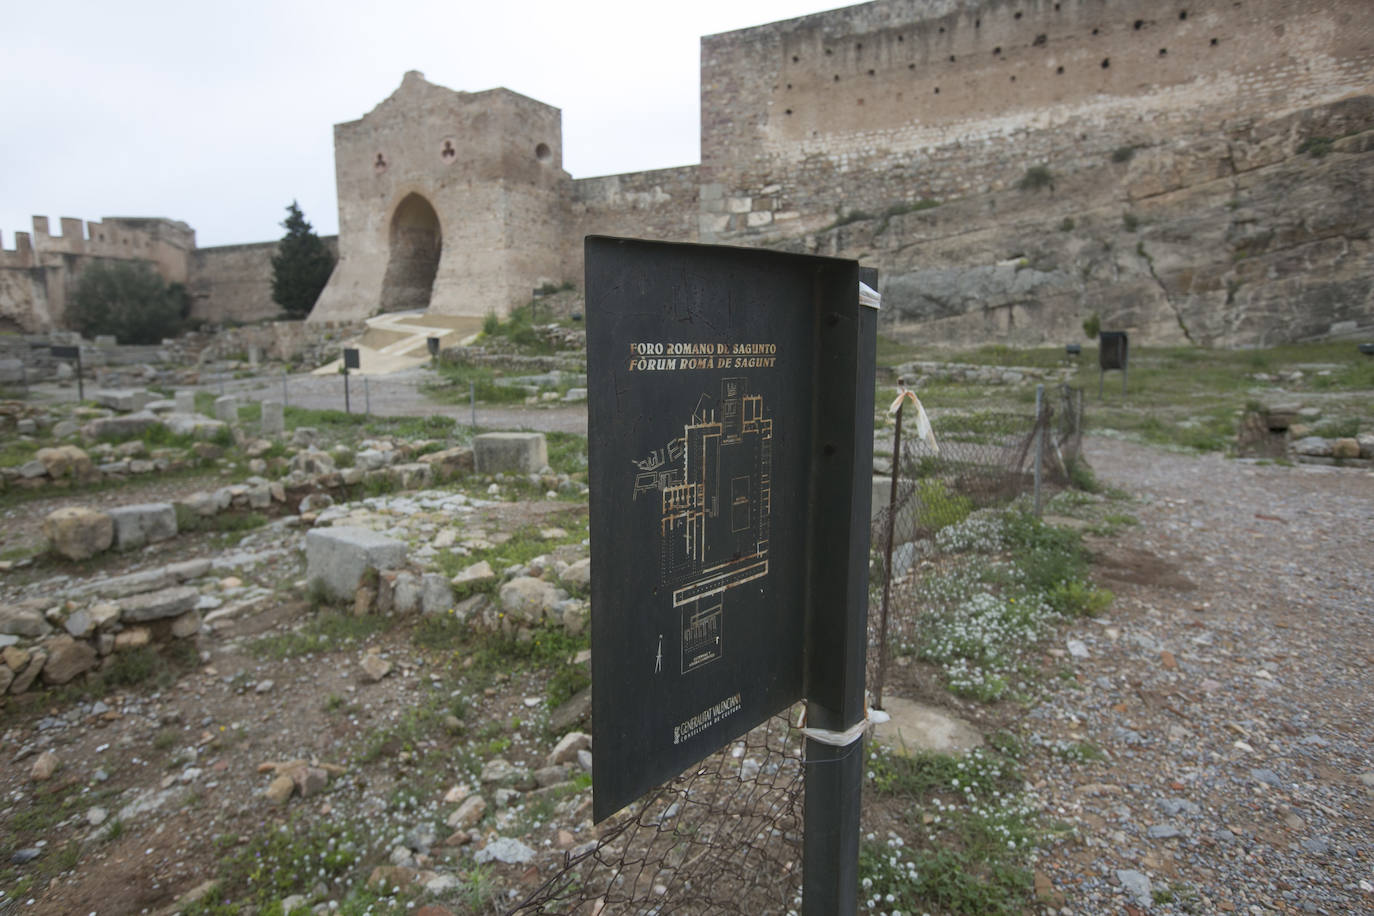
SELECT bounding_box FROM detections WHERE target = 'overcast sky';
[2,0,846,249]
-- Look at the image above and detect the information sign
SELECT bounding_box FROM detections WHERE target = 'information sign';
[343,348,361,370]
[586,236,868,822]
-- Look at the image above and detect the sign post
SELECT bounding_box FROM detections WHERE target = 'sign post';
[1098,331,1128,400]
[342,348,360,414]
[585,237,874,911]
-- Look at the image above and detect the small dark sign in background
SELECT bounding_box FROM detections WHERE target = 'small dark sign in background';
[586,236,861,821]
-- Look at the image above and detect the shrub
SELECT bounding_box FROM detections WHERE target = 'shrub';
[1082,313,1101,340]
[1110,144,1138,163]
[1017,165,1055,192]
[1058,216,1075,232]
[1122,212,1140,232]
[69,261,184,344]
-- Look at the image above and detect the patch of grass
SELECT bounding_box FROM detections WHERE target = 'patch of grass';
[862,746,1035,915]
[427,361,532,405]
[249,613,390,660]
[175,507,269,537]
[1122,211,1140,232]
[1055,739,1107,763]
[0,439,40,468]
[1058,216,1075,232]
[1297,136,1333,158]
[914,479,974,532]
[185,819,363,914]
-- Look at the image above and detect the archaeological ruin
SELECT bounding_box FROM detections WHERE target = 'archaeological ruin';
[3,0,1371,345]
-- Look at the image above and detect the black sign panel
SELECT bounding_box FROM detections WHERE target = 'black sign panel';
[343,348,361,370]
[586,236,862,822]
[50,345,80,359]
[1099,331,1128,370]
[426,336,441,357]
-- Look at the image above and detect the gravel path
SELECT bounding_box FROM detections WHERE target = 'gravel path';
[1031,438,1374,914]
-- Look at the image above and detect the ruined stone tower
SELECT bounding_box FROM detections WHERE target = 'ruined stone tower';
[310,71,570,322]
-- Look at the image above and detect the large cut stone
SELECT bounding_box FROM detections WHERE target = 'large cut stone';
[214,396,239,423]
[119,586,199,622]
[93,389,151,412]
[108,503,177,550]
[474,433,548,474]
[420,574,453,615]
[36,446,95,481]
[42,506,114,560]
[305,527,407,602]
[174,390,196,414]
[418,446,474,476]
[163,415,228,440]
[81,412,160,440]
[41,636,97,685]
[261,400,284,435]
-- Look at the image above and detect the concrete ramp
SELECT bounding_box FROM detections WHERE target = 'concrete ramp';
[312,311,484,376]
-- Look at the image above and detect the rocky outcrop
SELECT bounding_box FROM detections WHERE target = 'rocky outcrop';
[798,97,1374,348]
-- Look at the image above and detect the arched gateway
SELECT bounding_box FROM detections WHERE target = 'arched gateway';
[379,193,441,312]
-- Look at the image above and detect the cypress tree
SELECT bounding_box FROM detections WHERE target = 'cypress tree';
[271,201,335,319]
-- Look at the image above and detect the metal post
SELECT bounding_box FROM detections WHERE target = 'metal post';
[282,368,288,408]
[364,376,371,415]
[470,381,476,429]
[1033,384,1044,516]
[802,266,876,916]
[343,368,351,414]
[874,391,905,711]
[75,351,84,402]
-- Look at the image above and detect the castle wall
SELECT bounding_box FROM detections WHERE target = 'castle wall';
[568,165,701,270]
[189,236,338,325]
[0,216,195,332]
[699,0,1374,242]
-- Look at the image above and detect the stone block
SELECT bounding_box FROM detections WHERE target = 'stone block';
[261,400,284,435]
[174,390,196,414]
[305,527,407,602]
[81,412,160,440]
[108,503,177,550]
[163,415,228,440]
[421,574,453,615]
[1332,438,1360,459]
[388,462,432,489]
[119,586,199,622]
[42,507,114,560]
[499,577,563,625]
[474,433,548,475]
[214,396,239,423]
[93,389,150,412]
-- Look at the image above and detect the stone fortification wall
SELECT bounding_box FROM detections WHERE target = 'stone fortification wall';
[0,216,195,333]
[566,166,700,276]
[189,237,337,325]
[699,0,1374,243]
[311,73,571,324]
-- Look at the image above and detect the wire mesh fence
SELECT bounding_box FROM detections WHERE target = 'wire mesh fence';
[869,384,1085,703]
[512,385,1084,915]
[511,712,806,914]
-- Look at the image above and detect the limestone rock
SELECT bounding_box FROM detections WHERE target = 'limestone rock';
[1292,436,1334,457]
[451,560,495,588]
[547,731,592,768]
[10,649,46,693]
[418,446,474,476]
[114,627,151,651]
[30,750,59,782]
[35,445,95,481]
[81,412,160,440]
[0,604,52,638]
[42,506,114,560]
[40,636,97,685]
[560,558,591,594]
[120,586,199,622]
[474,836,536,865]
[1332,437,1361,459]
[108,503,178,550]
[499,576,563,625]
[361,653,392,682]
[266,774,295,805]
[446,794,487,830]
[420,574,453,615]
[870,696,984,755]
